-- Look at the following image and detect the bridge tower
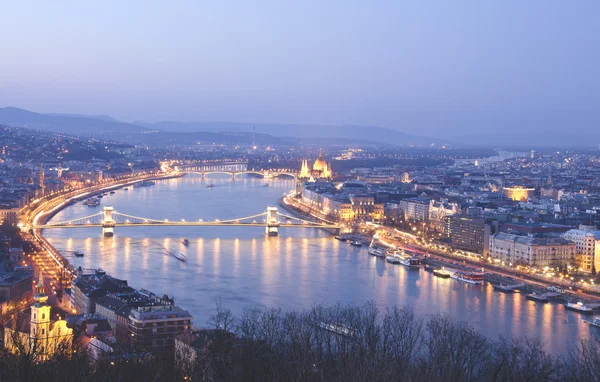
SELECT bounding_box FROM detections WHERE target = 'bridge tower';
[265,206,280,236]
[102,206,116,237]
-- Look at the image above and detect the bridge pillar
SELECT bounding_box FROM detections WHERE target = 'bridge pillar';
[102,206,115,237]
[266,206,280,236]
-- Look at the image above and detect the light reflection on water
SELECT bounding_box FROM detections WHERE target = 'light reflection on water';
[43,174,596,354]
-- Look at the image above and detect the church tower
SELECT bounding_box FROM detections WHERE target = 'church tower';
[39,163,45,197]
[30,272,51,357]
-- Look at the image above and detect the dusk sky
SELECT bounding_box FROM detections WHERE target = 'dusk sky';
[1,1,598,137]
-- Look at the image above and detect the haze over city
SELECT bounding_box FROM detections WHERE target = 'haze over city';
[3,2,600,381]
[1,1,599,142]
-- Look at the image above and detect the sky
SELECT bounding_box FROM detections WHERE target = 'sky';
[0,1,598,137]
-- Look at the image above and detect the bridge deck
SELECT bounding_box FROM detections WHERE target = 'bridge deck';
[35,222,339,229]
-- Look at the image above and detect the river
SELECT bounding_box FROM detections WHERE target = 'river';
[43,173,593,354]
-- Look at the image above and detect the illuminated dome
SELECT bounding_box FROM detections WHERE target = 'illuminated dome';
[313,150,327,171]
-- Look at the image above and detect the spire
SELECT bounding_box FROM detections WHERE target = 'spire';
[34,271,48,305]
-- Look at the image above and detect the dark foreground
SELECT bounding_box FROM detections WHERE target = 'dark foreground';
[2,302,600,381]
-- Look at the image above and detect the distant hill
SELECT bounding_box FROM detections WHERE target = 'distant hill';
[138,121,435,146]
[0,107,148,136]
[0,106,434,146]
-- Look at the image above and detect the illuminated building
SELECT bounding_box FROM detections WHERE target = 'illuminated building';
[503,186,535,202]
[489,233,575,267]
[3,273,73,362]
[563,229,600,272]
[445,217,499,257]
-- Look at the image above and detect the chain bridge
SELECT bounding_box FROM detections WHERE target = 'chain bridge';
[34,206,339,237]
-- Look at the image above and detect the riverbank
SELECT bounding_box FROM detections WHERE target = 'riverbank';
[23,171,184,283]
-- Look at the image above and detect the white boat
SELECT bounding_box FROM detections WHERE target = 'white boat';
[368,246,386,257]
[173,251,187,261]
[386,255,400,264]
[451,271,484,285]
[84,197,100,207]
[565,302,594,314]
[399,256,420,268]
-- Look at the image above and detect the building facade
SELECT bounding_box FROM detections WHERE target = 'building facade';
[489,232,576,268]
[503,186,536,202]
[563,229,600,272]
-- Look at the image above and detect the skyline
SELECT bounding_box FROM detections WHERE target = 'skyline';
[1,1,599,138]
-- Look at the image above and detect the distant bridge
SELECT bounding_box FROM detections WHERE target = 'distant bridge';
[177,169,298,179]
[35,206,339,237]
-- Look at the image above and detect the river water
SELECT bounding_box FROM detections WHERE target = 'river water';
[43,174,594,354]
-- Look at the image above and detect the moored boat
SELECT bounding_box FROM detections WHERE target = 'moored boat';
[451,271,484,285]
[399,256,420,269]
[386,255,401,264]
[350,241,363,247]
[565,302,594,314]
[424,263,435,272]
[368,246,386,257]
[74,251,84,257]
[493,282,526,293]
[433,268,451,278]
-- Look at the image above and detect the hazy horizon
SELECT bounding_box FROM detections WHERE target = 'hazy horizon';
[1,1,598,138]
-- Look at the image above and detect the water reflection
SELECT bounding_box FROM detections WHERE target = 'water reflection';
[43,174,591,354]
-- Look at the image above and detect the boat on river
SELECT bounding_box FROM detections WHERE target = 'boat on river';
[386,254,401,264]
[109,191,116,194]
[350,241,363,247]
[368,245,386,257]
[84,197,100,207]
[399,256,420,269]
[173,251,187,262]
[493,282,526,293]
[182,237,189,246]
[451,271,484,285]
[433,268,452,278]
[424,263,435,272]
[565,302,595,314]
[74,251,84,257]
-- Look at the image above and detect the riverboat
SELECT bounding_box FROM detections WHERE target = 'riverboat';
[350,241,363,247]
[433,268,451,278]
[84,197,100,207]
[173,251,187,262]
[386,254,401,264]
[368,245,386,257]
[424,263,435,272]
[451,271,484,285]
[493,282,526,293]
[334,236,347,242]
[565,302,594,314]
[74,251,84,257]
[399,256,420,269]
[109,191,116,194]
